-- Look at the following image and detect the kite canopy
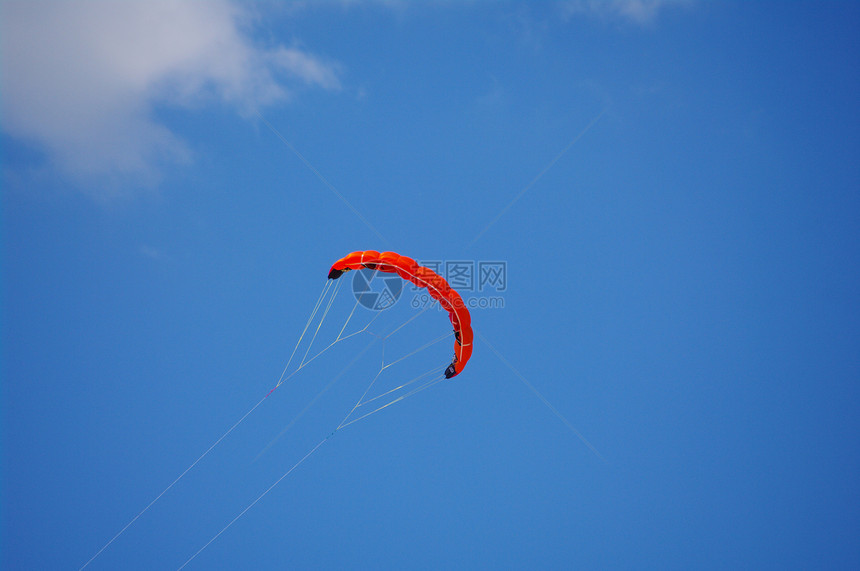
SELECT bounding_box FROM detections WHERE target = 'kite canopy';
[328,251,473,378]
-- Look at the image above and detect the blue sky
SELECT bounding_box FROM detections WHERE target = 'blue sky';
[3,1,859,569]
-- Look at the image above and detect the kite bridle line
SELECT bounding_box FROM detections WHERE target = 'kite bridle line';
[179,281,458,568]
[273,279,334,390]
[258,300,453,459]
[78,278,331,570]
[79,278,360,570]
[178,361,449,570]
[82,275,457,570]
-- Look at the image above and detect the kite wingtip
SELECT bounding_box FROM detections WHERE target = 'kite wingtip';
[444,363,458,379]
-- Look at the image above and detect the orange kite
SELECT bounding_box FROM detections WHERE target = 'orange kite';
[328,251,473,378]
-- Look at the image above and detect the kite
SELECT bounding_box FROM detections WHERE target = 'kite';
[328,250,473,378]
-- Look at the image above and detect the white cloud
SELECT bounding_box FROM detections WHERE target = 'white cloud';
[562,0,691,26]
[0,0,341,194]
[270,47,342,91]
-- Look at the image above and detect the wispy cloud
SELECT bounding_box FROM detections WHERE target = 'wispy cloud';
[561,0,691,26]
[0,1,341,195]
